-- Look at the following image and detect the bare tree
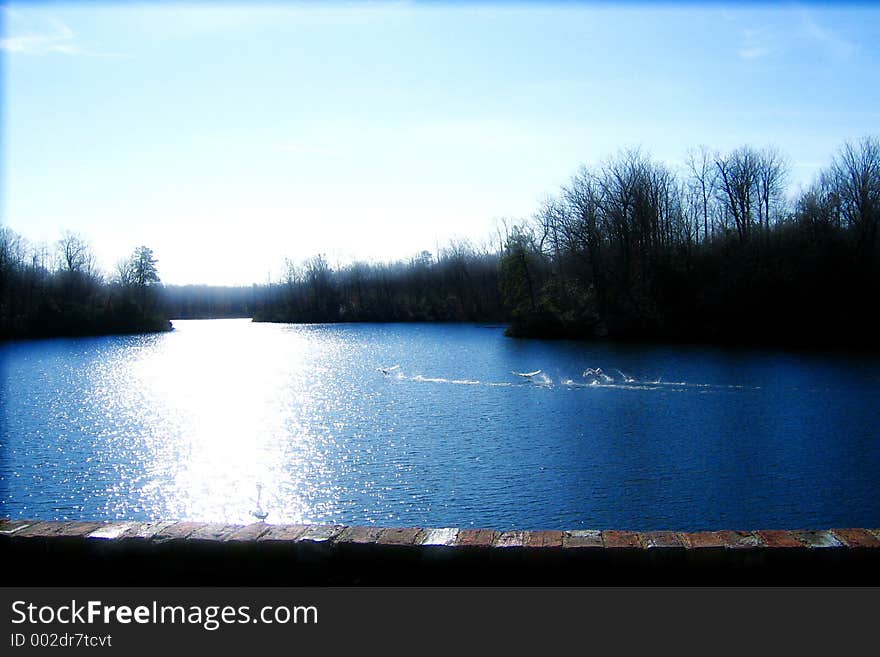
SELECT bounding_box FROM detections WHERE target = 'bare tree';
[114,258,135,287]
[56,231,97,277]
[715,147,760,242]
[829,136,880,259]
[685,145,718,241]
[755,146,789,235]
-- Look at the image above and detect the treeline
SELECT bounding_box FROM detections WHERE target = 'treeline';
[5,136,878,348]
[0,230,169,340]
[160,285,259,319]
[499,136,880,347]
[254,245,504,323]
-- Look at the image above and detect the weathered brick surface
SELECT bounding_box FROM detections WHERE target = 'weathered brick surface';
[755,530,803,548]
[831,528,880,548]
[0,520,36,535]
[297,524,345,543]
[524,530,564,548]
[494,531,526,548]
[187,524,241,541]
[602,530,641,548]
[88,522,138,540]
[153,521,203,541]
[15,521,69,537]
[563,530,603,549]
[55,521,104,537]
[641,531,685,549]
[258,524,309,542]
[715,530,763,549]
[456,529,498,547]
[419,528,459,546]
[683,532,727,549]
[337,526,384,545]
[224,523,271,542]
[120,521,177,540]
[793,530,843,549]
[377,527,422,546]
[7,518,880,563]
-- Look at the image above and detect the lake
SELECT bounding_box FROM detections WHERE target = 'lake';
[1,318,878,531]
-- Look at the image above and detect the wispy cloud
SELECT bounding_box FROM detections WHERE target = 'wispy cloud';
[730,8,859,64]
[736,26,778,61]
[0,13,125,57]
[799,10,856,60]
[0,16,79,54]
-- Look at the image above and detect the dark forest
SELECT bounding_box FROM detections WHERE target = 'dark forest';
[2,137,877,348]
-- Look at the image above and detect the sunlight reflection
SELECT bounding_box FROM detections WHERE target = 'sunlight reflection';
[88,320,341,523]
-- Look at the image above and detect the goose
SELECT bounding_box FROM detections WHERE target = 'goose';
[252,483,269,521]
[513,370,542,378]
[378,364,400,375]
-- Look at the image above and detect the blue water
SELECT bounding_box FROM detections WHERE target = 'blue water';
[1,319,878,531]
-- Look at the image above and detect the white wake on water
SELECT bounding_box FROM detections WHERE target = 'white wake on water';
[379,364,758,392]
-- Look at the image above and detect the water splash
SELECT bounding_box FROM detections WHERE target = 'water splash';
[384,364,757,392]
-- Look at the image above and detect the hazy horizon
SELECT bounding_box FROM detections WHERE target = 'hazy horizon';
[3,2,879,285]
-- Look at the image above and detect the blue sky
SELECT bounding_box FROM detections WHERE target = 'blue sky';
[2,2,879,285]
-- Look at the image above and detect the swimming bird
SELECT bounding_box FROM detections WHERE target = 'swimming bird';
[616,369,636,383]
[583,367,613,382]
[252,483,269,521]
[378,364,400,375]
[513,369,542,378]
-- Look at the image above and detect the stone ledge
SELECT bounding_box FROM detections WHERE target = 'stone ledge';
[3,519,878,585]
[3,519,879,550]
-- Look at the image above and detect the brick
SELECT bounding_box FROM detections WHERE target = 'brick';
[187,524,240,541]
[793,530,843,549]
[602,530,641,548]
[153,522,204,541]
[0,520,35,535]
[419,528,459,546]
[297,524,345,543]
[55,521,104,537]
[494,531,526,548]
[224,523,271,542]
[456,529,498,547]
[15,521,69,537]
[258,524,309,542]
[563,530,603,549]
[524,530,564,548]
[337,526,384,545]
[377,527,422,546]
[121,521,178,540]
[640,531,685,549]
[716,530,763,549]
[831,528,880,548]
[683,532,727,549]
[88,522,138,540]
[755,530,803,548]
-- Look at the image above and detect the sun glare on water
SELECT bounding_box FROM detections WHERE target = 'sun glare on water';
[89,319,343,524]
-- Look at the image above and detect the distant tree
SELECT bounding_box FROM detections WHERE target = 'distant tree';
[500,226,539,315]
[685,145,718,242]
[130,246,160,287]
[303,254,336,318]
[829,136,880,260]
[56,231,98,277]
[114,258,135,287]
[754,146,788,235]
[715,147,759,243]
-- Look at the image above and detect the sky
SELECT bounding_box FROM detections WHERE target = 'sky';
[2,2,879,285]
